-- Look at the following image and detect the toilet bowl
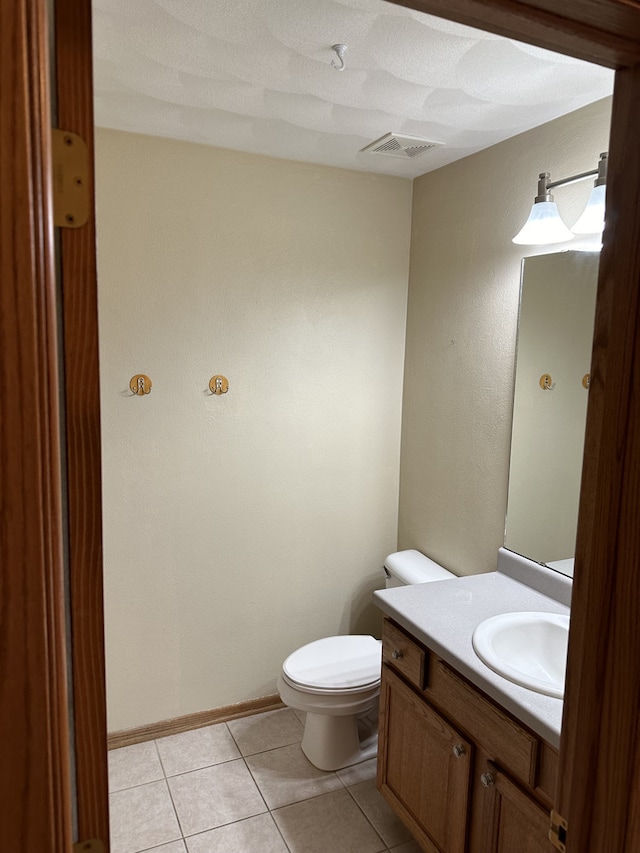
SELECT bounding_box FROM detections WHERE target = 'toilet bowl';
[277,549,456,771]
[277,634,382,771]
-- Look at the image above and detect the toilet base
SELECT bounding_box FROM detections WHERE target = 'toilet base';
[301,705,378,771]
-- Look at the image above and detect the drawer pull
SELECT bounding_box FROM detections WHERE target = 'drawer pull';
[382,620,426,689]
[453,744,466,758]
[480,772,495,788]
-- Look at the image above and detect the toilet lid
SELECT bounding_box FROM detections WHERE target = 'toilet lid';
[282,635,382,691]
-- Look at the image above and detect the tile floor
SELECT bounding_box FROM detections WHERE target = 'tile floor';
[108,707,422,853]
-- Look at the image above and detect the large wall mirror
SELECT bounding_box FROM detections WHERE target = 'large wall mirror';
[505,251,599,577]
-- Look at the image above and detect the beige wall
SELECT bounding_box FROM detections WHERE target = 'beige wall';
[97,97,611,729]
[96,130,412,731]
[399,98,611,575]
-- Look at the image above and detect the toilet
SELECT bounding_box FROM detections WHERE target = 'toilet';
[277,549,455,771]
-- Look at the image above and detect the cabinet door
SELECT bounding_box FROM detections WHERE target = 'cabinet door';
[471,760,553,853]
[378,665,471,853]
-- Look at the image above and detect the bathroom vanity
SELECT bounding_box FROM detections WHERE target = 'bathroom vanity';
[374,551,570,853]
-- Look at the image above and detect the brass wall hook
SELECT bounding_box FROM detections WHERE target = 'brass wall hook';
[130,374,152,395]
[209,375,229,395]
[539,373,555,390]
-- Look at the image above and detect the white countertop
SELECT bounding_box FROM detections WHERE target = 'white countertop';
[373,563,569,748]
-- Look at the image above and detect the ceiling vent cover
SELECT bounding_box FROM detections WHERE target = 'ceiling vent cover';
[361,132,443,159]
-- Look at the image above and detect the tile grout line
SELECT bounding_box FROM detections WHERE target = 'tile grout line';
[133,839,186,853]
[224,719,242,754]
[264,809,295,853]
[343,783,388,852]
[239,746,298,853]
[240,753,272,815]
[224,713,293,847]
[153,737,189,845]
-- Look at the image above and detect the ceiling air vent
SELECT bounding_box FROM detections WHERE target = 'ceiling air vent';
[360,132,443,159]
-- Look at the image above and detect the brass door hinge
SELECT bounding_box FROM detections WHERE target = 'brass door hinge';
[52,129,89,228]
[549,809,568,852]
[73,840,104,853]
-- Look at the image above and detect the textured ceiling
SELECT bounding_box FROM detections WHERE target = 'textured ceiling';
[92,0,614,178]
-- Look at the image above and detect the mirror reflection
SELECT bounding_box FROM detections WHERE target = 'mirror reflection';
[505,251,599,576]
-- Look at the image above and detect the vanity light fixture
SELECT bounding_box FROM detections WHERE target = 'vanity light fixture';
[512,152,608,245]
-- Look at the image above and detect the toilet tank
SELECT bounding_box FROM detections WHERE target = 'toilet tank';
[383,549,455,588]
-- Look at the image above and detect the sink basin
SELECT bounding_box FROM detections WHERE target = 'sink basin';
[472,611,569,698]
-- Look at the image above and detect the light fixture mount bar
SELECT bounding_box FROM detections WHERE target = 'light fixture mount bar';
[545,152,608,192]
[537,166,598,202]
[547,168,598,190]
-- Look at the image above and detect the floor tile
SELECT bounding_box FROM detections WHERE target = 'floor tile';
[109,780,181,853]
[156,723,241,776]
[336,757,377,787]
[185,813,288,853]
[245,743,342,809]
[348,778,412,848]
[168,759,267,836]
[227,708,304,756]
[272,788,386,853]
[108,741,164,792]
[144,843,187,853]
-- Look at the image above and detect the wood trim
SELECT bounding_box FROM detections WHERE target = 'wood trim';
[0,0,72,850]
[389,0,640,66]
[53,0,109,845]
[107,695,285,750]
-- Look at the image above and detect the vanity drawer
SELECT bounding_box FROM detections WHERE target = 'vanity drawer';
[382,619,426,690]
[426,656,538,788]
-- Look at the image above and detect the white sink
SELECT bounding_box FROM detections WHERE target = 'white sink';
[472,611,569,698]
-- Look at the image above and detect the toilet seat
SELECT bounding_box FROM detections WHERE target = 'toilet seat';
[280,670,378,696]
[282,635,381,693]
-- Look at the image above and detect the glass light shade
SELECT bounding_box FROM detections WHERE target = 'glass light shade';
[512,201,575,245]
[571,184,606,234]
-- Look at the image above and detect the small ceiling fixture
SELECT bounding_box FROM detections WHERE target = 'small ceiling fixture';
[331,44,347,71]
[512,152,608,245]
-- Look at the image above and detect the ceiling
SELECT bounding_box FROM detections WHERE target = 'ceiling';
[92,0,614,179]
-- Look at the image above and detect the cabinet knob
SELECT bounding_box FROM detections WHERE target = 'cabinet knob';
[480,772,495,788]
[391,649,403,660]
[452,744,466,758]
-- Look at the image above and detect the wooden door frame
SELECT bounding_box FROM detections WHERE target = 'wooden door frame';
[1,0,108,849]
[4,0,639,849]
[0,0,73,850]
[54,0,109,844]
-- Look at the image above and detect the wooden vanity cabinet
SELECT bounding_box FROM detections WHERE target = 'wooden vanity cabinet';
[378,618,557,853]
[378,666,471,853]
[468,753,552,853]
